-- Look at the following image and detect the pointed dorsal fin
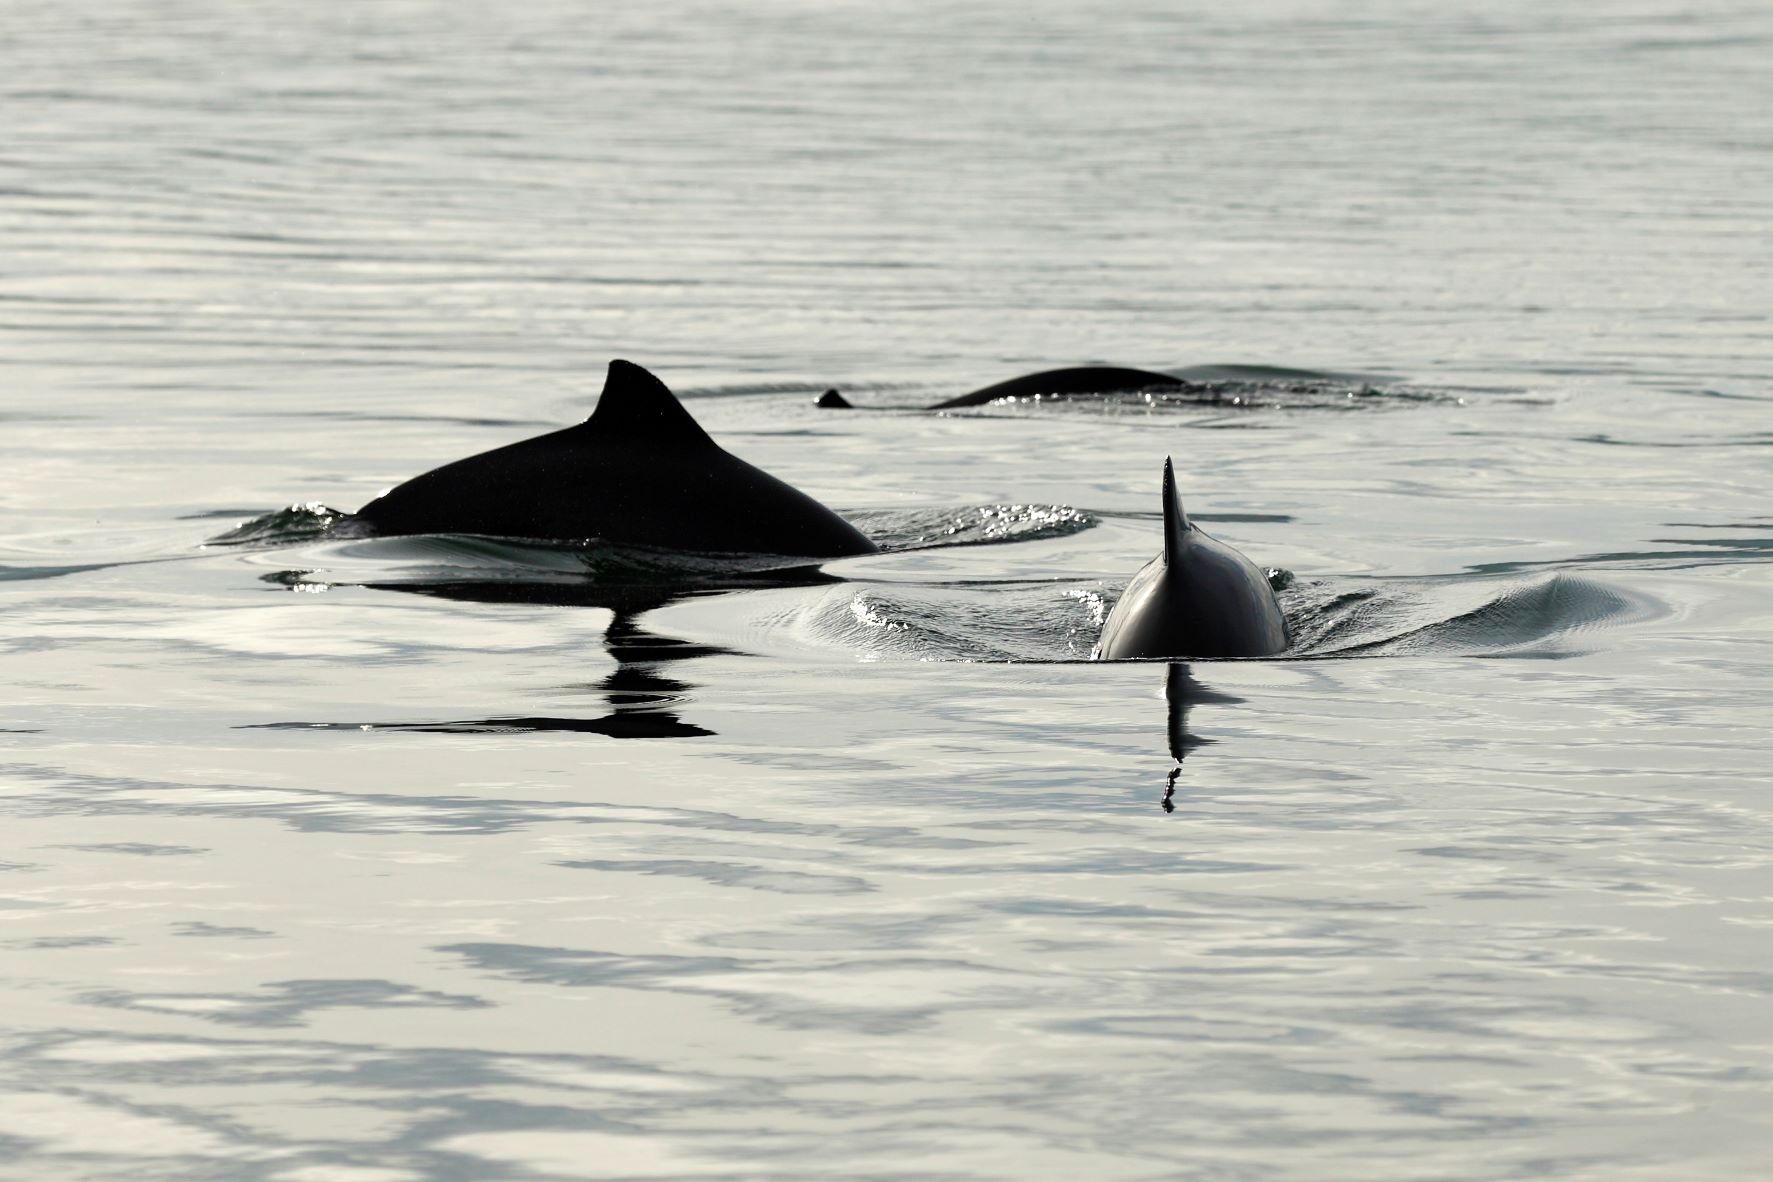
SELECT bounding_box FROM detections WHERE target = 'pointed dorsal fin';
[582,359,716,447]
[1162,456,1194,564]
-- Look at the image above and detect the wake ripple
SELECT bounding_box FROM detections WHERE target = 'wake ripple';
[923,377,1472,417]
[792,573,1654,665]
[206,501,1094,564]
[832,585,1110,663]
[208,509,1652,664]
[203,503,346,547]
[1285,573,1655,659]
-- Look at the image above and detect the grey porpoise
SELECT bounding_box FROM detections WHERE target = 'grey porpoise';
[1092,458,1290,660]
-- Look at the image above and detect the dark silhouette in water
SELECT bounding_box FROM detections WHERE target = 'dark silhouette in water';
[355,360,877,559]
[1094,458,1290,660]
[817,366,1184,410]
[928,366,1186,409]
[814,363,1380,411]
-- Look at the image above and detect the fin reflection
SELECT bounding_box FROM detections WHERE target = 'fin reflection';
[1159,663,1246,812]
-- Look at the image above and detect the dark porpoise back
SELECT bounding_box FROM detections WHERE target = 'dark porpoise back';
[354,360,877,558]
[817,363,1388,411]
[818,366,1186,411]
[1092,458,1290,660]
[927,366,1186,409]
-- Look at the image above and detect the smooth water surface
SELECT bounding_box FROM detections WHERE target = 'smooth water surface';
[3,2,1771,1179]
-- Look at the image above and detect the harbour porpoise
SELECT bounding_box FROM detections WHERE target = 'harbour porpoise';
[816,366,1184,410]
[816,363,1387,410]
[925,366,1186,409]
[1092,458,1290,660]
[354,360,877,558]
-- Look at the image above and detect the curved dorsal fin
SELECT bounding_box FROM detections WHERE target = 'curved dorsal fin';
[583,359,716,447]
[1162,456,1194,565]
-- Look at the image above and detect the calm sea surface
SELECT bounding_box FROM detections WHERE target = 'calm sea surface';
[3,2,1771,1179]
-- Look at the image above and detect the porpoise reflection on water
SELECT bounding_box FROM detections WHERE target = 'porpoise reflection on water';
[1160,663,1247,812]
[362,582,725,739]
[354,359,877,558]
[246,575,839,739]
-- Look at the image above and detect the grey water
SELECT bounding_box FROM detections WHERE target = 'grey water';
[3,1,1771,1178]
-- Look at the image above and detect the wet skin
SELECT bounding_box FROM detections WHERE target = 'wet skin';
[1093,457,1290,660]
[356,359,877,559]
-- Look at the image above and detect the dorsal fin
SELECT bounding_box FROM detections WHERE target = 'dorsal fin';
[582,360,716,446]
[1162,456,1194,564]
